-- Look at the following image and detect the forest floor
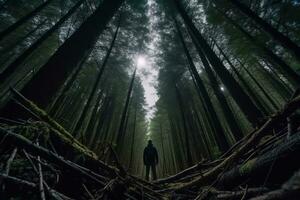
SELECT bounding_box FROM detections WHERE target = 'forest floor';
[0,90,300,199]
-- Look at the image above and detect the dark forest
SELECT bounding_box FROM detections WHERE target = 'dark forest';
[0,0,300,199]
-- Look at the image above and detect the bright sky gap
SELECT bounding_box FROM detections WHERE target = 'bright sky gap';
[134,0,159,122]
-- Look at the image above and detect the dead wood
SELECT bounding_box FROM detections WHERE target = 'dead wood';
[249,169,300,200]
[0,89,299,199]
[214,187,269,199]
[169,94,300,191]
[9,88,119,175]
[0,127,106,185]
[217,132,300,188]
[0,173,37,188]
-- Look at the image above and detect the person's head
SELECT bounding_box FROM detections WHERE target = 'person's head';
[148,140,153,146]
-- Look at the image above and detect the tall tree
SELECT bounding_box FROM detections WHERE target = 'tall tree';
[116,69,136,152]
[0,0,125,119]
[175,85,193,166]
[172,0,264,126]
[0,0,86,84]
[228,0,300,62]
[129,103,137,171]
[215,7,300,87]
[73,19,120,138]
[159,122,167,176]
[175,18,243,141]
[0,19,47,58]
[181,34,230,152]
[0,0,54,41]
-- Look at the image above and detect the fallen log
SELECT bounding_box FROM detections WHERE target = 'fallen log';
[0,127,106,185]
[0,173,37,188]
[8,88,118,176]
[10,88,97,158]
[249,169,300,200]
[217,132,300,189]
[0,173,73,200]
[0,126,167,199]
[155,160,207,184]
[170,94,300,191]
[214,187,269,200]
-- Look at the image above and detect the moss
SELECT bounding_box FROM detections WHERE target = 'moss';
[211,146,221,159]
[239,158,257,176]
[10,89,120,173]
[13,89,99,159]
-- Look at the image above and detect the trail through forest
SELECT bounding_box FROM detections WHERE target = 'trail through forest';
[0,0,300,199]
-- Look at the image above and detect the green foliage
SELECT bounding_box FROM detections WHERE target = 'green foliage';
[239,158,257,175]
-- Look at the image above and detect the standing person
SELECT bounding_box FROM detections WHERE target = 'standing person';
[143,140,158,181]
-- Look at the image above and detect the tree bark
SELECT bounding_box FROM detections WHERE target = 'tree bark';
[174,94,300,191]
[116,69,136,152]
[182,26,244,140]
[229,0,300,62]
[249,169,300,200]
[217,132,300,189]
[175,85,193,167]
[0,0,125,120]
[0,0,54,42]
[216,7,300,87]
[214,41,271,115]
[174,18,230,152]
[73,20,120,138]
[48,52,90,116]
[0,19,46,59]
[129,103,137,171]
[173,0,264,126]
[0,0,85,85]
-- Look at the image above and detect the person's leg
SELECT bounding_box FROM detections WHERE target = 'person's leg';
[145,165,150,181]
[151,164,157,180]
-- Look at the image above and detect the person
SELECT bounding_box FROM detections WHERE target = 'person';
[143,140,158,181]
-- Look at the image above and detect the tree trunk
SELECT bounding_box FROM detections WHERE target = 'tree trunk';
[159,122,167,176]
[129,103,137,172]
[216,7,300,87]
[48,52,90,116]
[73,21,120,138]
[257,60,293,97]
[229,0,300,62]
[0,0,85,84]
[174,19,229,152]
[175,85,193,167]
[169,116,185,170]
[173,0,264,126]
[116,69,136,152]
[192,104,213,159]
[213,41,271,115]
[0,0,125,119]
[0,19,46,60]
[217,133,300,189]
[175,20,243,141]
[87,96,112,148]
[84,89,105,145]
[0,0,54,41]
[241,63,279,110]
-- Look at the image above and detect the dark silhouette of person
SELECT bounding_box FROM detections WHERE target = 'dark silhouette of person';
[143,140,158,181]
